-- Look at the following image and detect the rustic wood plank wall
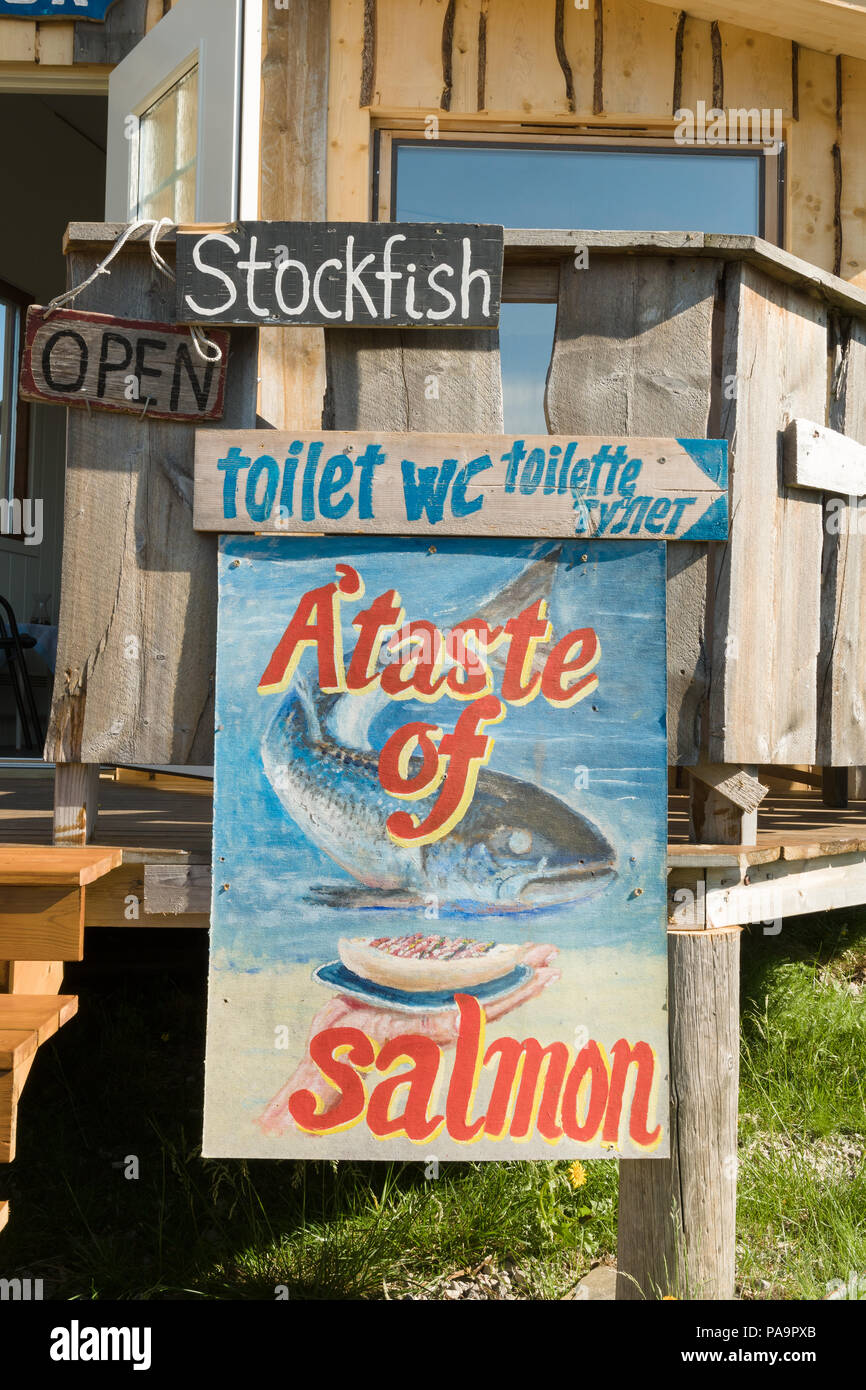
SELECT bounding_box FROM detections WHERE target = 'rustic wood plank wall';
[820,317,866,765]
[73,0,149,65]
[44,236,257,768]
[0,0,173,69]
[258,0,330,432]
[325,0,866,281]
[323,326,503,434]
[709,264,828,765]
[538,241,866,768]
[544,254,723,766]
[44,230,866,770]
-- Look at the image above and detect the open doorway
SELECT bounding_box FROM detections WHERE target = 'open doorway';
[0,90,107,757]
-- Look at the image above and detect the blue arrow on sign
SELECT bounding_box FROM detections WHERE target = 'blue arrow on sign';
[0,0,118,18]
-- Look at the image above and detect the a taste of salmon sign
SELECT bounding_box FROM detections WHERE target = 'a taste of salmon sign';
[203,537,672,1160]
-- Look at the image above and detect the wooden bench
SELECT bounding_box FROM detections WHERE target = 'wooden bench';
[0,844,122,1227]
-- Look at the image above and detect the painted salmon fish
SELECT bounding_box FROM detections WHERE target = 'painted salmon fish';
[260,550,616,916]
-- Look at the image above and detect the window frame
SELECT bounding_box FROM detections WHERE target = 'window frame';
[105,0,261,225]
[0,277,32,542]
[373,125,786,249]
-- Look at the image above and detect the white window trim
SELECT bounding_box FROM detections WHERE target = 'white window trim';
[105,0,261,225]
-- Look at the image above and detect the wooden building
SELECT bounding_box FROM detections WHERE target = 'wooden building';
[2,0,866,1296]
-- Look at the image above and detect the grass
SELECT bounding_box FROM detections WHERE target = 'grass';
[736,910,866,1300]
[0,931,616,1300]
[1,909,863,1300]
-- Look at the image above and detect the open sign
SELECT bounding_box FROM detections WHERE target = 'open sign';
[19,306,230,422]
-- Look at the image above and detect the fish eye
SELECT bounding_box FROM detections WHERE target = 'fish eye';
[508,829,532,854]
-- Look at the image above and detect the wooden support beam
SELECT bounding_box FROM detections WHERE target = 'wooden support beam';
[688,764,762,844]
[759,764,823,789]
[667,868,706,929]
[143,864,211,915]
[785,417,866,496]
[0,1071,14,1164]
[822,766,849,809]
[0,1199,8,1233]
[705,849,866,927]
[688,764,768,811]
[618,926,740,1300]
[53,763,100,846]
[6,961,64,996]
[258,0,329,432]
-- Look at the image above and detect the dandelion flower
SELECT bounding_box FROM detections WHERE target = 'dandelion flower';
[567,1160,587,1189]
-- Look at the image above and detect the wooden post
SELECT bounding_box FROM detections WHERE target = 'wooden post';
[822,766,849,808]
[258,0,329,431]
[53,762,100,846]
[688,764,767,844]
[43,229,258,768]
[618,766,751,1299]
[617,926,741,1300]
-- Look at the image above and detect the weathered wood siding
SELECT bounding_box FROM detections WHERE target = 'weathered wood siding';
[0,0,174,67]
[44,235,257,767]
[44,231,866,771]
[544,246,866,767]
[545,253,723,765]
[327,0,866,283]
[259,0,329,432]
[819,317,866,764]
[709,263,828,764]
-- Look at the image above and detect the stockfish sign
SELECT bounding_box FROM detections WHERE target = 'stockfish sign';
[20,306,230,422]
[194,431,728,540]
[176,223,503,328]
[203,536,670,1160]
[0,1,117,15]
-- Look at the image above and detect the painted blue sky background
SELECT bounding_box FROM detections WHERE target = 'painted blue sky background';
[212,536,668,969]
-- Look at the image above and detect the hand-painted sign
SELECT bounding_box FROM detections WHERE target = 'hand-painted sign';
[176,223,504,329]
[0,1,117,16]
[203,536,669,1160]
[194,430,728,540]
[19,306,230,422]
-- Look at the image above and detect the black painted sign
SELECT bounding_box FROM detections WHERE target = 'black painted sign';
[175,222,503,329]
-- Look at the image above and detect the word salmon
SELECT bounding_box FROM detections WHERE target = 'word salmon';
[287,994,663,1148]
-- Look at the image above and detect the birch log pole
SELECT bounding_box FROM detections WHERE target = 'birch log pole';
[617,926,741,1300]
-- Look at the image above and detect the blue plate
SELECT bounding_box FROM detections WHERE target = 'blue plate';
[313,959,532,1013]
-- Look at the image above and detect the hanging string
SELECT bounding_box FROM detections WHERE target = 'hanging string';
[44,218,223,365]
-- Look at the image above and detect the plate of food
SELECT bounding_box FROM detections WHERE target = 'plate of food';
[312,932,532,1013]
[338,932,527,991]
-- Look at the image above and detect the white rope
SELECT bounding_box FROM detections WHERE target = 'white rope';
[44,217,223,366]
[189,324,224,363]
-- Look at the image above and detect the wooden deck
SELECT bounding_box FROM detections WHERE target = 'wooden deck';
[2,770,866,929]
[0,771,212,857]
[2,771,866,858]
